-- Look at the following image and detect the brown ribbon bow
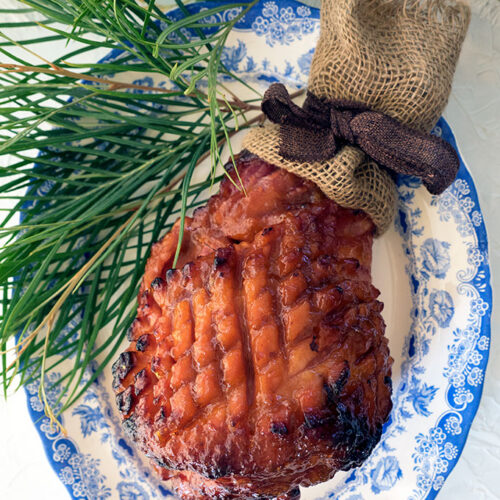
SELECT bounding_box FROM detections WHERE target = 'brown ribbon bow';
[261,83,459,195]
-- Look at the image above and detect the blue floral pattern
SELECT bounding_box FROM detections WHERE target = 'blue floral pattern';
[117,481,149,500]
[252,2,315,46]
[408,378,438,417]
[221,40,247,72]
[370,456,403,494]
[59,454,111,499]
[24,2,490,500]
[428,290,454,328]
[72,405,106,437]
[420,239,451,279]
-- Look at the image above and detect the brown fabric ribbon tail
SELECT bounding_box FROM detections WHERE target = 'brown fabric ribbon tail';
[261,83,460,195]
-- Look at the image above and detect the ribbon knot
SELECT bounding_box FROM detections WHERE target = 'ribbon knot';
[330,107,355,144]
[261,83,459,195]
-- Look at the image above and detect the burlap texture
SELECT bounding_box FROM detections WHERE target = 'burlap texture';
[244,0,470,234]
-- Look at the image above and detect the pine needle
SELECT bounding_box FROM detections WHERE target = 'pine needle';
[0,0,261,419]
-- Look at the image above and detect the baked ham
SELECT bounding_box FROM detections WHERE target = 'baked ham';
[113,152,393,498]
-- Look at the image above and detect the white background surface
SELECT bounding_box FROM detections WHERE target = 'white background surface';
[0,1,499,498]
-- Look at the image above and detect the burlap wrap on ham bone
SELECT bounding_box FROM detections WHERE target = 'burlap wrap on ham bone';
[243,0,470,234]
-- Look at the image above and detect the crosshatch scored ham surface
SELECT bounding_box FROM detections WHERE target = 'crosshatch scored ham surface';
[113,152,393,499]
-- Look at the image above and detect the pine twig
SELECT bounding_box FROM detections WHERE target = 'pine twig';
[0,63,261,112]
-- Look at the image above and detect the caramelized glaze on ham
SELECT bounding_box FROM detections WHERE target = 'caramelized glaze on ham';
[113,152,392,499]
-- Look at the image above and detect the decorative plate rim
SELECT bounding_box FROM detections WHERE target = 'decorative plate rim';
[424,123,492,500]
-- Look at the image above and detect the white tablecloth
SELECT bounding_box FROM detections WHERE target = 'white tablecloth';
[1,1,499,498]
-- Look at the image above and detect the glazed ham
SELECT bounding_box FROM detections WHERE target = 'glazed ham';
[113,152,393,499]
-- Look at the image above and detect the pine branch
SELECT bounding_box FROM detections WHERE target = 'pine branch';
[0,0,264,422]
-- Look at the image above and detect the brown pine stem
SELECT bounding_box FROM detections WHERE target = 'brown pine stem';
[0,63,262,112]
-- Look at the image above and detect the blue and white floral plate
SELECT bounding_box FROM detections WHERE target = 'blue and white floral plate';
[26,1,491,499]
